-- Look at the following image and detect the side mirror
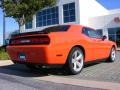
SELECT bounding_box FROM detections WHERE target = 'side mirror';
[102,35,107,41]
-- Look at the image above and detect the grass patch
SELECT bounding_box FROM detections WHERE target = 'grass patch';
[0,48,10,60]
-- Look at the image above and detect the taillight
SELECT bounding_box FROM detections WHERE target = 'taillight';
[30,37,50,44]
[9,36,50,45]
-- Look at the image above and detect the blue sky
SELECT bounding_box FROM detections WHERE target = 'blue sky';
[97,0,120,9]
[0,8,19,45]
[0,0,120,45]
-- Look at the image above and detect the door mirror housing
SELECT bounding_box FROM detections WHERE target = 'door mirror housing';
[102,35,107,41]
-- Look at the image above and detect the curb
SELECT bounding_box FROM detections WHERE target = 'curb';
[0,60,13,66]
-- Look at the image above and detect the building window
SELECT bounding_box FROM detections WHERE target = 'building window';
[63,2,76,23]
[36,7,59,27]
[108,28,116,42]
[25,21,32,29]
[108,28,120,47]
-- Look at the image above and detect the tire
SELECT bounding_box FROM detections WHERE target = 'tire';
[107,47,116,62]
[65,47,84,75]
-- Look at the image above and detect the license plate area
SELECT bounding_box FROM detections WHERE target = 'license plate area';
[19,53,26,61]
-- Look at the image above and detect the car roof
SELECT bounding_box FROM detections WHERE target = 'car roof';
[68,24,95,31]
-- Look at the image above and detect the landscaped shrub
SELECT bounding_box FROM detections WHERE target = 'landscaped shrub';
[0,46,10,60]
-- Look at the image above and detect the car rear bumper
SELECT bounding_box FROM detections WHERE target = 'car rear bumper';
[7,45,66,65]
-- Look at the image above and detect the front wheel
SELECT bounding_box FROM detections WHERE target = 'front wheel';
[107,47,116,62]
[65,47,84,75]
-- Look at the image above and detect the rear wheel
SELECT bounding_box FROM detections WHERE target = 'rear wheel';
[107,47,116,62]
[65,47,84,75]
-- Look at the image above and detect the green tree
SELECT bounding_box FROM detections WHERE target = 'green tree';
[1,0,56,31]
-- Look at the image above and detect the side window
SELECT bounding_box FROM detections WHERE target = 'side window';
[82,28,90,37]
[95,30,103,38]
[89,30,102,39]
[89,30,97,38]
[82,28,102,39]
[96,29,103,36]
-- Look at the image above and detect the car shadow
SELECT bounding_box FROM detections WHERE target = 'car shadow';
[0,64,49,77]
[0,61,105,77]
[0,64,69,77]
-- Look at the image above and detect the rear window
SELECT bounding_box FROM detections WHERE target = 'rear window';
[42,25,70,32]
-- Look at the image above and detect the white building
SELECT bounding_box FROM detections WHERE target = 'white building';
[21,0,120,47]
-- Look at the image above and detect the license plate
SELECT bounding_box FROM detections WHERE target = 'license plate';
[19,53,26,61]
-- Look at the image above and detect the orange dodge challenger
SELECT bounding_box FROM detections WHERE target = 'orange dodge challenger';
[7,25,116,75]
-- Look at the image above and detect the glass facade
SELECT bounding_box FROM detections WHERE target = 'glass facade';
[108,28,120,47]
[36,7,59,27]
[25,21,32,29]
[63,2,76,23]
[25,2,77,30]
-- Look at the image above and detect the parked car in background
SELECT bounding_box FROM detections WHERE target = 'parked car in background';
[7,25,116,75]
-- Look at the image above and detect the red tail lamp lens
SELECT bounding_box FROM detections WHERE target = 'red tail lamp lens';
[10,36,50,45]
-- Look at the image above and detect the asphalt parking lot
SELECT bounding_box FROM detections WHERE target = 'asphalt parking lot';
[0,51,120,89]
[67,51,120,83]
[0,52,120,83]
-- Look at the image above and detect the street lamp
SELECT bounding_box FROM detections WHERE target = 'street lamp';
[0,0,6,46]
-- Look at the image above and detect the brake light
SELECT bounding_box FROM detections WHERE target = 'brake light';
[30,37,50,44]
[10,36,50,45]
